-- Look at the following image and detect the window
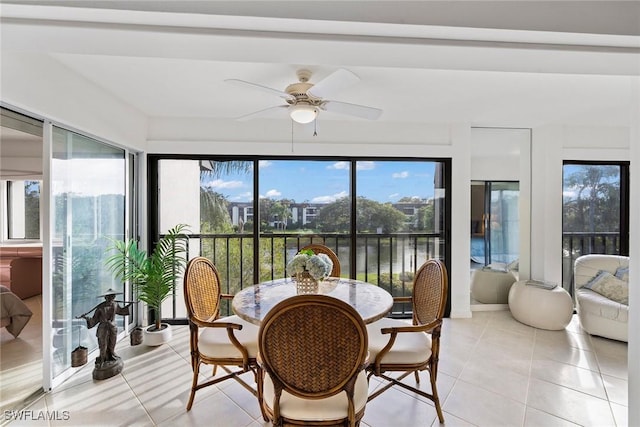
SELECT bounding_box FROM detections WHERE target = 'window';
[150,156,451,320]
[6,180,41,240]
[562,161,629,293]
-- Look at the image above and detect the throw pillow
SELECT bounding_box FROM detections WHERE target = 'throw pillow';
[614,266,629,282]
[583,270,628,305]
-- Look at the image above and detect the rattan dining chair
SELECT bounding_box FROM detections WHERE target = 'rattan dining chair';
[300,243,341,277]
[183,256,260,411]
[366,258,448,424]
[257,294,369,427]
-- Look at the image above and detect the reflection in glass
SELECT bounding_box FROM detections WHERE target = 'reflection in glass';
[51,127,126,378]
[471,181,519,267]
[7,180,41,239]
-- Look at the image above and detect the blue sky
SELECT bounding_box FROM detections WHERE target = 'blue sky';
[202,160,437,204]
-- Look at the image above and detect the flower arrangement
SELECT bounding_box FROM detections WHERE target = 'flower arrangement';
[286,248,334,281]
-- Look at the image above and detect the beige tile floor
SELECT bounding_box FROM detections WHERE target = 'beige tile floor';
[1,294,43,417]
[1,308,629,426]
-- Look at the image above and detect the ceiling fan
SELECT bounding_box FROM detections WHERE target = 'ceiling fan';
[225,68,382,124]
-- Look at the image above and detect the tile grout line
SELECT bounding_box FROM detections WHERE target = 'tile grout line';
[590,333,624,427]
[439,314,491,427]
[521,326,537,427]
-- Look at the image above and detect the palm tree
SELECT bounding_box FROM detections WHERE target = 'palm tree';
[104,224,190,332]
[200,160,253,232]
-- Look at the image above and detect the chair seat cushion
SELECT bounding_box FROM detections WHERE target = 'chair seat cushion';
[262,370,368,422]
[198,315,259,359]
[366,317,432,365]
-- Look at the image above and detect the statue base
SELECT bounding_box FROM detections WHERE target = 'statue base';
[92,357,124,380]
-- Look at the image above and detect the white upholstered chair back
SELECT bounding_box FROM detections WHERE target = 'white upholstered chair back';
[574,254,629,290]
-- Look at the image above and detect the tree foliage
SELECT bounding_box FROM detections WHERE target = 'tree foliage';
[415,202,435,232]
[200,188,233,233]
[314,197,407,233]
[563,165,620,232]
[315,197,351,232]
[24,181,40,239]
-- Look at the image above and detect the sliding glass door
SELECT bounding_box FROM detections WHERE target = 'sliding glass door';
[45,125,131,388]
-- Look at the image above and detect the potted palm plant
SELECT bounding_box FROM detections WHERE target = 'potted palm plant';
[105,224,190,346]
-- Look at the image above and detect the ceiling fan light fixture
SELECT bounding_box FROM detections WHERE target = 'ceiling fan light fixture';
[289,104,318,124]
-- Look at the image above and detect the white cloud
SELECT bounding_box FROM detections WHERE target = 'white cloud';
[356,161,375,170]
[392,171,409,179]
[205,179,244,189]
[259,160,272,168]
[328,161,375,171]
[265,189,281,198]
[389,193,400,200]
[311,190,348,203]
[328,161,349,170]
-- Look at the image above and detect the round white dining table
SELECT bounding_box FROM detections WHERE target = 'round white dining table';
[232,277,394,325]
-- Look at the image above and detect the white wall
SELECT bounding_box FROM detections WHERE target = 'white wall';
[1,52,147,151]
[158,160,201,320]
[470,127,523,181]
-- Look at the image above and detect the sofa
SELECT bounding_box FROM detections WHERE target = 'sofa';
[574,254,629,342]
[0,246,43,300]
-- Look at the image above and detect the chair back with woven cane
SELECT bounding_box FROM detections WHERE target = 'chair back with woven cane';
[300,243,341,277]
[366,258,448,424]
[257,294,369,427]
[183,257,259,411]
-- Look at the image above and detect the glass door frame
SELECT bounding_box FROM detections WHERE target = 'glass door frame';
[42,120,138,391]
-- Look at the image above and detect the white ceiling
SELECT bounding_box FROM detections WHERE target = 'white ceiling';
[1,0,639,137]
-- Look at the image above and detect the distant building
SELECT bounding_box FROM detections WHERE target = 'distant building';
[227,199,430,228]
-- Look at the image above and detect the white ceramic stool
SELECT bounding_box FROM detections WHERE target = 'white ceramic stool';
[508,280,573,330]
[470,269,517,304]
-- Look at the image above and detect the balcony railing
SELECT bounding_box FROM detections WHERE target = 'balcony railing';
[562,231,622,296]
[168,232,444,320]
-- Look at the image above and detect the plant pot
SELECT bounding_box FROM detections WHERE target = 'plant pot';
[130,326,144,346]
[143,323,172,346]
[71,346,88,367]
[294,271,319,294]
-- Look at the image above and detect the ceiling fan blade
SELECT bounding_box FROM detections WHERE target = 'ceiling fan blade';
[322,100,382,120]
[225,79,295,101]
[235,105,289,121]
[307,68,360,99]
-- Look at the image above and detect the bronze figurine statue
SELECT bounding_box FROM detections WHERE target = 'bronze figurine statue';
[78,288,132,380]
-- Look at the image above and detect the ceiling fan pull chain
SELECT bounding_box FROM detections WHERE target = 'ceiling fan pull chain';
[291,119,295,152]
[313,118,318,137]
